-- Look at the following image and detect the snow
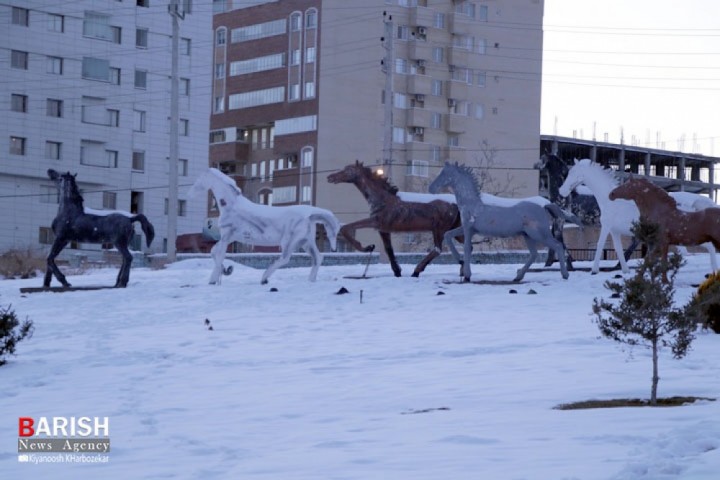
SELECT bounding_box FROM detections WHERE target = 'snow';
[1,254,719,479]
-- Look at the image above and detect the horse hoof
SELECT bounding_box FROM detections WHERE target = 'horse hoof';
[261,279,268,285]
[364,245,376,252]
[222,265,233,276]
[411,272,420,278]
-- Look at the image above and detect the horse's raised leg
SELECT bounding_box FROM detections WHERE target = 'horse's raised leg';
[544,236,569,279]
[378,231,401,277]
[337,218,378,253]
[209,238,230,285]
[515,236,539,282]
[115,244,133,288]
[44,238,70,287]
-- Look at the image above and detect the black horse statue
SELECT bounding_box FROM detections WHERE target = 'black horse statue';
[535,153,638,265]
[44,169,155,288]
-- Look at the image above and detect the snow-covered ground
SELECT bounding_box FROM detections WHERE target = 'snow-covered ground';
[1,254,719,479]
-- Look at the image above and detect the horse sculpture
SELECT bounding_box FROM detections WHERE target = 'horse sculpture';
[188,168,340,284]
[428,162,569,282]
[609,177,720,271]
[44,169,155,288]
[327,161,461,277]
[560,159,718,274]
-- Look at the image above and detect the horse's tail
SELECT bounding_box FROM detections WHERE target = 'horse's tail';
[310,210,341,251]
[131,214,156,247]
[544,203,583,229]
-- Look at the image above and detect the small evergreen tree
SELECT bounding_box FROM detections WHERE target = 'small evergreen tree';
[591,219,695,405]
[0,304,34,366]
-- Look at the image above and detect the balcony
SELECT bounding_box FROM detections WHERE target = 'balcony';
[407,108,431,129]
[449,12,474,35]
[407,74,432,96]
[447,46,470,66]
[446,114,469,134]
[410,6,434,28]
[408,40,433,62]
[446,80,469,99]
[210,141,249,162]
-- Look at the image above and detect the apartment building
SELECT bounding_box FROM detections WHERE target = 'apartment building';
[211,0,544,251]
[1,1,212,254]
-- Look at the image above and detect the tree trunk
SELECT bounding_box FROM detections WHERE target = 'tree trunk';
[651,339,659,405]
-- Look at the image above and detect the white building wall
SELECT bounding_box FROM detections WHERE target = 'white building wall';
[0,0,212,253]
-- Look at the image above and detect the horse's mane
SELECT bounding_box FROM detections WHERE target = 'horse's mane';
[63,173,85,207]
[574,159,619,187]
[357,162,399,195]
[449,163,482,194]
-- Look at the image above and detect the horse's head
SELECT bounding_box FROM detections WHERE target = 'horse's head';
[327,161,365,184]
[558,159,593,198]
[47,169,82,205]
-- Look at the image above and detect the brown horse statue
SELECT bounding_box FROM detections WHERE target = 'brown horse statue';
[609,177,720,268]
[327,161,460,277]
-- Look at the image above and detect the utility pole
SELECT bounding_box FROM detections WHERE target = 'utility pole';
[381,12,394,180]
[167,0,184,262]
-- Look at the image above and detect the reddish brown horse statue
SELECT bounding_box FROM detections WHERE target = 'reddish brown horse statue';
[327,161,460,277]
[609,177,720,268]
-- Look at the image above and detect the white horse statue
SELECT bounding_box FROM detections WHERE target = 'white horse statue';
[559,159,718,274]
[188,168,341,284]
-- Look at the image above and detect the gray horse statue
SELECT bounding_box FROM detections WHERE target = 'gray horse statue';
[428,162,569,282]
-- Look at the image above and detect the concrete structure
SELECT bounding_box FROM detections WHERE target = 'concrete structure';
[1,1,212,254]
[210,0,545,251]
[541,135,720,199]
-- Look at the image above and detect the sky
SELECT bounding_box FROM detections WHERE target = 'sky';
[541,0,720,156]
[1,254,720,479]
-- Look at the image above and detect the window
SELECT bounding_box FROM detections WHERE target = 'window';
[228,86,285,109]
[137,0,149,7]
[82,57,110,81]
[301,147,314,167]
[40,185,58,204]
[47,56,63,75]
[110,67,121,85]
[103,192,117,210]
[10,136,26,155]
[106,150,119,168]
[447,135,460,147]
[431,112,442,129]
[477,38,487,55]
[304,81,315,99]
[164,199,187,216]
[133,110,146,132]
[47,99,63,118]
[231,18,287,43]
[181,78,190,95]
[305,47,316,63]
[83,12,120,43]
[272,186,297,204]
[214,96,224,113]
[475,104,484,120]
[12,7,29,26]
[478,5,489,21]
[132,151,145,171]
[39,227,55,245]
[431,79,442,96]
[181,37,191,55]
[46,142,62,160]
[210,130,226,143]
[302,186,312,203]
[215,63,225,79]
[432,145,442,162]
[11,50,28,70]
[80,140,110,167]
[392,127,407,144]
[407,160,429,177]
[432,47,443,63]
[230,53,285,76]
[180,119,189,136]
[397,25,409,40]
[136,28,148,48]
[290,49,301,65]
[434,13,445,29]
[476,71,487,87]
[275,115,316,135]
[306,9,317,29]
[134,69,147,89]
[395,58,408,74]
[11,94,28,113]
[289,84,300,101]
[179,159,188,176]
[290,13,301,31]
[393,93,408,109]
[216,29,226,45]
[108,109,120,127]
[48,14,64,33]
